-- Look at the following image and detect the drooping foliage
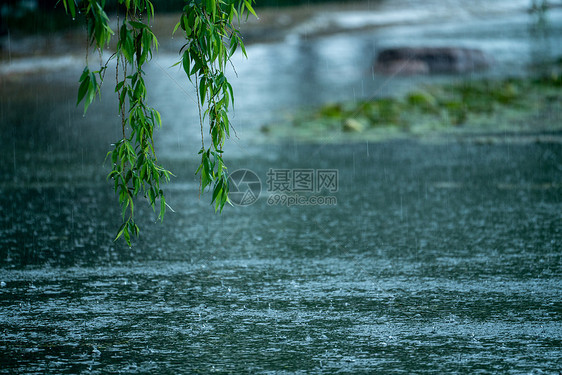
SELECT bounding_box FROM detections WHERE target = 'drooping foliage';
[61,0,256,245]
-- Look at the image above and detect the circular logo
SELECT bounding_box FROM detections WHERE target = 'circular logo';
[228,169,261,206]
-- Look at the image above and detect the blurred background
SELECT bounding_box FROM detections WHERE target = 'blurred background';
[0,1,561,373]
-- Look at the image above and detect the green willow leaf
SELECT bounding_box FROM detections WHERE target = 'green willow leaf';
[76,73,90,107]
[129,20,149,29]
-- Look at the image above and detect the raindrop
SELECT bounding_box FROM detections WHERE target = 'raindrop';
[0,281,6,288]
[353,152,356,177]
[13,142,16,173]
[7,30,12,64]
[400,195,403,221]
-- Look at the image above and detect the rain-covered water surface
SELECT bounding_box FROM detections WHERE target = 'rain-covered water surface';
[1,0,562,373]
[2,139,562,373]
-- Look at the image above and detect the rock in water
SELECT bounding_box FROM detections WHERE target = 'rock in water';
[375,59,430,75]
[375,47,490,75]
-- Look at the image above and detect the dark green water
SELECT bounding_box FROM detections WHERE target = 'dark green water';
[1,104,561,372]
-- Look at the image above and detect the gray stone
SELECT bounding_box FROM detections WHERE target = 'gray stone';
[375,47,490,75]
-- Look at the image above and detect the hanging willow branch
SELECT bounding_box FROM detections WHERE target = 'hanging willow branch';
[62,0,256,246]
[177,0,256,212]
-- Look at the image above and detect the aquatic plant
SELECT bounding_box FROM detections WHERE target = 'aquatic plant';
[265,72,562,140]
